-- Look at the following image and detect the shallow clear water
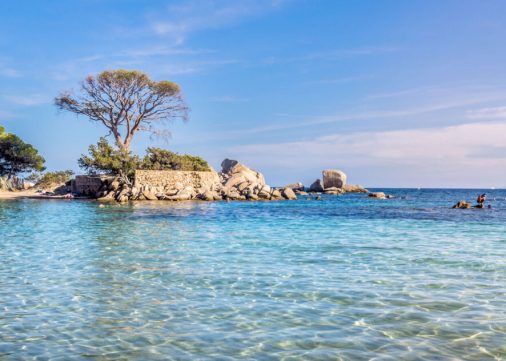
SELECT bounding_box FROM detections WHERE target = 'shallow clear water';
[1,189,506,360]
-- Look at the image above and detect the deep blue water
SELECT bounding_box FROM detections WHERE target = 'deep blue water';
[1,189,506,360]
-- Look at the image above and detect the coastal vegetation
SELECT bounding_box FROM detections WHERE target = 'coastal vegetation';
[77,138,211,183]
[30,170,74,190]
[0,125,45,180]
[141,147,210,172]
[78,138,140,182]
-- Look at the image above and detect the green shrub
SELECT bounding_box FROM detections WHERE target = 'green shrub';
[35,170,74,189]
[141,147,211,171]
[78,138,141,181]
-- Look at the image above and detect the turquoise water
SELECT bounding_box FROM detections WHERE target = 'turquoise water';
[1,189,506,360]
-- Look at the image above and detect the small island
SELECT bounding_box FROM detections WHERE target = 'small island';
[1,70,368,202]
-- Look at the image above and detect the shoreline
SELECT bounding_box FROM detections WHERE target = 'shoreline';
[0,190,89,200]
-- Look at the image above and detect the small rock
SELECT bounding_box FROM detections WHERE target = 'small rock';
[368,192,386,199]
[284,182,304,192]
[452,200,472,209]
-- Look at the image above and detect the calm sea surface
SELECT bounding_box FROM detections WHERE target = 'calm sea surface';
[1,189,506,360]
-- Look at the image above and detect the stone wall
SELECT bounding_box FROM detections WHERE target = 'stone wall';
[72,175,113,195]
[134,170,221,191]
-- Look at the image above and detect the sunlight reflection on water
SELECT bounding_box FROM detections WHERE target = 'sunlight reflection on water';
[1,189,506,360]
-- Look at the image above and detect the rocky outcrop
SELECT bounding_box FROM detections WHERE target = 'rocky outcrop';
[322,169,347,189]
[220,159,296,201]
[90,159,298,202]
[309,179,324,193]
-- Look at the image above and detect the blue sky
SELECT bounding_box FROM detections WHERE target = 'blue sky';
[1,0,506,187]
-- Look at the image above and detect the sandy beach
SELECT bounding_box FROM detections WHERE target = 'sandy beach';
[0,190,75,200]
[0,190,39,199]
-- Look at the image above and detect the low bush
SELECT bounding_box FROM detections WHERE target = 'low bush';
[141,147,211,172]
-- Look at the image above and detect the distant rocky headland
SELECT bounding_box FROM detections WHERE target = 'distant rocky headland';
[69,159,369,203]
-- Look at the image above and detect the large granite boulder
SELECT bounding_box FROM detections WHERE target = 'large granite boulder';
[221,159,265,186]
[322,169,347,189]
[220,159,271,200]
[309,179,324,193]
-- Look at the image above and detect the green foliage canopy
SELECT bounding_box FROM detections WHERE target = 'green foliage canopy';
[0,126,46,178]
[78,139,211,181]
[34,170,74,189]
[141,147,211,171]
[78,138,140,180]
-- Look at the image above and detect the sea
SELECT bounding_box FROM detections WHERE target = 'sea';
[1,189,505,360]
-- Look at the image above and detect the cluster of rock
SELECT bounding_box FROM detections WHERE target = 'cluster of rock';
[74,160,372,203]
[94,159,301,202]
[307,170,368,195]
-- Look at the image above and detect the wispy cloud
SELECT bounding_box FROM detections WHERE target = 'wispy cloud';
[5,94,50,106]
[466,106,506,120]
[262,46,399,65]
[0,61,21,78]
[149,0,288,43]
[51,49,236,81]
[210,91,506,137]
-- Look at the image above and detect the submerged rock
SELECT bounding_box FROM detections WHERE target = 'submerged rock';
[368,192,386,199]
[452,200,472,209]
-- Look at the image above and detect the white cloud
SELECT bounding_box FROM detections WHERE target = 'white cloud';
[149,0,287,41]
[226,122,506,187]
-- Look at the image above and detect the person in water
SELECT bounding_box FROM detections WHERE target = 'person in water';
[476,193,487,207]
